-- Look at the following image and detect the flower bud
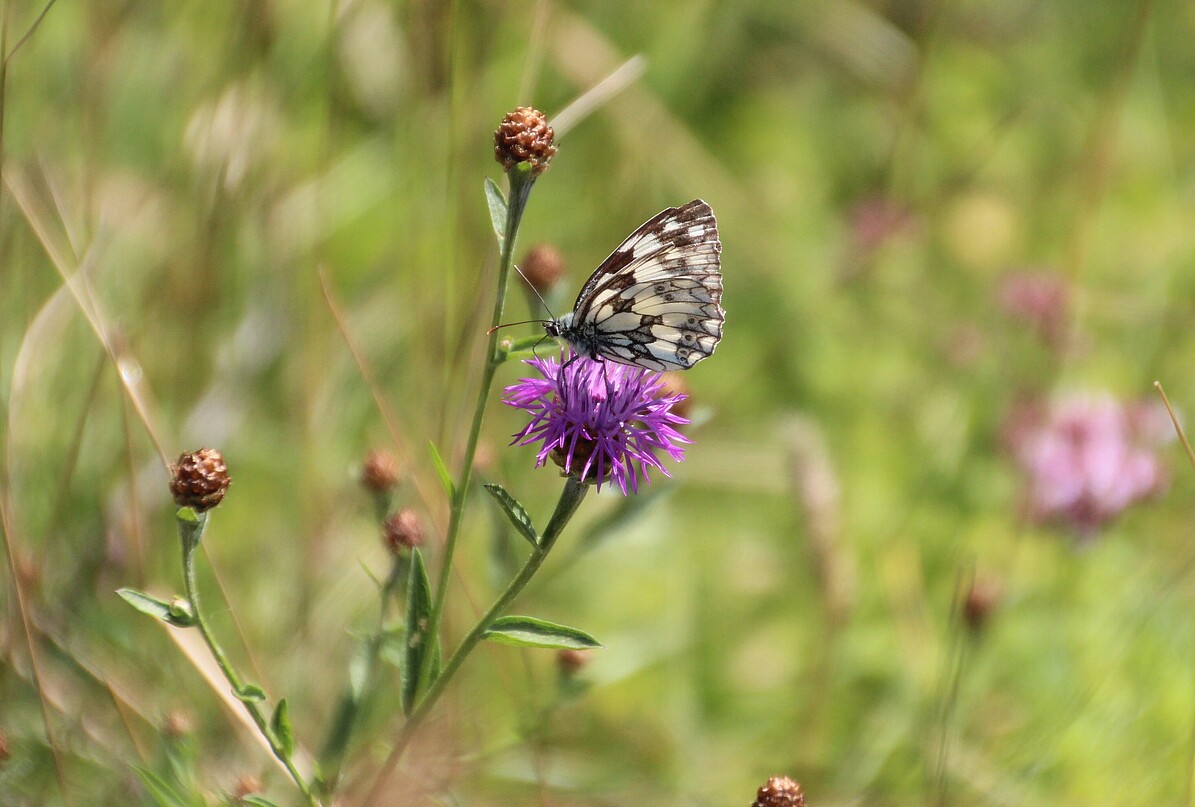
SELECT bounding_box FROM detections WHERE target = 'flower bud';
[963,576,1001,633]
[751,775,806,807]
[556,648,589,677]
[162,710,193,740]
[360,450,401,494]
[494,106,556,176]
[169,449,230,512]
[383,508,423,553]
[520,244,565,296]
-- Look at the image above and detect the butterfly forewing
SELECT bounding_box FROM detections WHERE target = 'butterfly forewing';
[560,199,724,372]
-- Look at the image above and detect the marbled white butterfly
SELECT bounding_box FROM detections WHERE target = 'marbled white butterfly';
[545,199,724,372]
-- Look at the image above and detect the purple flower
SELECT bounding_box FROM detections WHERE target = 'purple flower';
[504,352,691,494]
[1006,393,1171,537]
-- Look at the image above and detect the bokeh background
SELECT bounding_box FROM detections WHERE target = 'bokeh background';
[3,0,1195,804]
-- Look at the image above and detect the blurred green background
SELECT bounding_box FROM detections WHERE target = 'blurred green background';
[3,0,1195,804]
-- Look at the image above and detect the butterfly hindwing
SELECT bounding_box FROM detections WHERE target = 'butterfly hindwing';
[559,199,723,371]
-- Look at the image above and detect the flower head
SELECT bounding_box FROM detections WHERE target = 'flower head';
[1006,393,1171,537]
[383,507,423,553]
[504,352,690,494]
[360,449,401,494]
[170,448,231,512]
[494,106,556,176]
[751,775,806,807]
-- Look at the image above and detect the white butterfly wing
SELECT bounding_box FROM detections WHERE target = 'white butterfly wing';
[573,199,724,371]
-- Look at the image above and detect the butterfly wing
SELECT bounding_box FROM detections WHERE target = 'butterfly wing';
[572,199,724,371]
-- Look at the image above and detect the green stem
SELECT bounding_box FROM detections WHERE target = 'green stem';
[316,555,406,794]
[366,477,589,806]
[179,513,320,807]
[418,167,535,694]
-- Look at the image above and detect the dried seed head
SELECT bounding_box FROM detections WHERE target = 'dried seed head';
[494,106,556,175]
[169,448,230,512]
[383,508,423,553]
[751,776,806,807]
[520,244,565,295]
[556,648,590,676]
[231,775,262,802]
[658,372,692,420]
[963,576,1001,632]
[361,450,401,494]
[162,710,194,740]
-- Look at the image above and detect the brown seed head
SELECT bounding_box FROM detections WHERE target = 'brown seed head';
[361,450,401,494]
[162,710,193,740]
[658,372,692,420]
[520,244,565,296]
[383,508,424,553]
[751,776,805,807]
[231,775,261,801]
[494,106,556,176]
[0,731,9,763]
[556,648,590,676]
[963,576,1002,632]
[169,448,230,512]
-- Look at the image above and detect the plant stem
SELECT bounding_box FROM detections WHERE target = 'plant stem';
[365,477,589,806]
[179,513,320,807]
[418,167,534,695]
[316,555,406,795]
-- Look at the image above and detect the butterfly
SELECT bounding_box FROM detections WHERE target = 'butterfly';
[544,199,724,372]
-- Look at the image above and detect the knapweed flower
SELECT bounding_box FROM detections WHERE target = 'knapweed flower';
[170,448,230,512]
[1006,393,1171,537]
[494,106,556,175]
[504,352,690,494]
[998,269,1069,344]
[751,775,806,807]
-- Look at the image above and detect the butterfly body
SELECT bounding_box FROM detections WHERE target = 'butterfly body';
[546,199,724,372]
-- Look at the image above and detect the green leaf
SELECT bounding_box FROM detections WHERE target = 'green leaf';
[428,440,456,500]
[484,616,602,650]
[484,177,508,242]
[236,683,267,702]
[270,698,295,757]
[402,548,434,714]
[132,766,189,807]
[484,483,539,547]
[117,588,194,628]
[241,797,283,807]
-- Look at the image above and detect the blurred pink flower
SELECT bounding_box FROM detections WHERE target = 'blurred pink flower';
[998,270,1069,344]
[848,195,913,252]
[1006,393,1172,537]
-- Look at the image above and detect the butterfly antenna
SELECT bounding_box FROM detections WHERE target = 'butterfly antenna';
[513,263,557,319]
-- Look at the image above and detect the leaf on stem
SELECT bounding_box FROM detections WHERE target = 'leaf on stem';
[235,683,267,702]
[117,588,194,628]
[240,798,283,807]
[484,616,602,650]
[402,548,435,714]
[132,766,189,807]
[270,698,295,757]
[484,177,508,243]
[483,483,539,547]
[428,440,456,500]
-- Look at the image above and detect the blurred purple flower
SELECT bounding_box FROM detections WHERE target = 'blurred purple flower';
[848,195,913,252]
[504,352,690,494]
[998,270,1069,344]
[1006,393,1172,537]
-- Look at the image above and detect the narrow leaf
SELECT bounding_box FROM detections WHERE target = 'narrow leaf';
[484,483,539,547]
[402,548,434,714]
[270,698,295,757]
[428,440,456,500]
[484,616,602,650]
[132,766,189,807]
[484,177,508,242]
[117,588,193,628]
[236,683,267,702]
[241,798,283,807]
